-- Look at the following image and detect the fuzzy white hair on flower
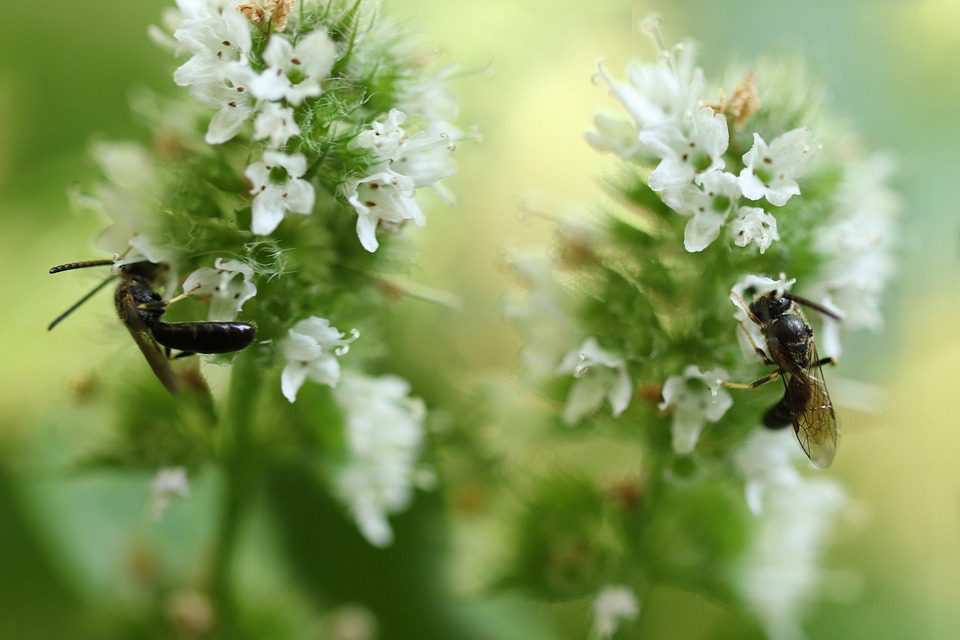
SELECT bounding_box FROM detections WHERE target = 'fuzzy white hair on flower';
[729,206,780,253]
[643,106,729,194]
[332,372,427,547]
[280,316,359,403]
[739,129,818,207]
[592,585,640,640]
[659,365,732,455]
[182,257,257,321]
[253,101,301,148]
[730,273,795,359]
[347,171,425,253]
[557,337,632,425]
[150,466,190,521]
[663,169,741,252]
[246,151,316,235]
[249,31,338,105]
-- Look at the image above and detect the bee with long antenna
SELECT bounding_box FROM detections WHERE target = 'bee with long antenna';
[48,259,257,394]
[725,287,840,468]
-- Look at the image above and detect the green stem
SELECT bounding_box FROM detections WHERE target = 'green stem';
[210,350,261,637]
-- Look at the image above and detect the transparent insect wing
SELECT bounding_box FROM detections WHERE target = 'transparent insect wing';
[792,346,838,468]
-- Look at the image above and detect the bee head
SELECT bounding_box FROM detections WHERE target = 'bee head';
[749,292,791,321]
[120,261,169,283]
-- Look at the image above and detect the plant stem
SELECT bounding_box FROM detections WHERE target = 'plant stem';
[210,350,260,637]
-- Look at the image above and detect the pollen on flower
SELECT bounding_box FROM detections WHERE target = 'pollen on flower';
[726,72,761,129]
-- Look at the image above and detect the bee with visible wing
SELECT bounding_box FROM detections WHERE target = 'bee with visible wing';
[726,287,839,468]
[48,259,257,395]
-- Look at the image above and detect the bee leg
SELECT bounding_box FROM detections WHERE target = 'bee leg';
[762,394,793,429]
[164,346,197,360]
[736,320,774,365]
[722,370,780,390]
[812,356,835,368]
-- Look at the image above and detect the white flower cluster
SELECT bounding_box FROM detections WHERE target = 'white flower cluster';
[347,108,462,252]
[807,154,899,358]
[588,22,818,254]
[166,1,330,236]
[733,429,846,640]
[332,372,428,547]
[503,252,636,426]
[73,142,171,267]
[157,0,463,249]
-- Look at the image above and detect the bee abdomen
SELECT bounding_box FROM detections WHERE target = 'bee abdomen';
[152,321,257,354]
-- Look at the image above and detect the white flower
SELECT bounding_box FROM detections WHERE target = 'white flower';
[659,365,732,454]
[150,467,190,520]
[733,428,802,515]
[173,6,251,88]
[253,101,301,148]
[280,317,358,402]
[249,31,338,105]
[663,170,741,252]
[729,206,780,253]
[730,273,795,359]
[585,113,642,160]
[501,252,581,381]
[591,42,704,136]
[390,122,461,201]
[187,63,257,144]
[182,257,257,321]
[332,372,427,547]
[76,142,170,265]
[807,154,898,357]
[245,151,315,235]
[733,430,846,640]
[592,585,640,640]
[354,109,409,159]
[739,129,818,207]
[557,337,632,425]
[643,107,729,194]
[355,111,461,203]
[347,170,424,252]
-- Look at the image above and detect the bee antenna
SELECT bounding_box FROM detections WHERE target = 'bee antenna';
[47,274,117,331]
[49,259,115,274]
[782,293,843,321]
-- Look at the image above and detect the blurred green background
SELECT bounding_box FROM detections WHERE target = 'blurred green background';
[1,0,959,638]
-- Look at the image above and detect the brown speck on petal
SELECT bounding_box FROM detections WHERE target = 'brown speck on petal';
[365,201,377,207]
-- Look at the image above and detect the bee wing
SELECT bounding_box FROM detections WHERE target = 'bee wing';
[118,291,180,395]
[788,346,838,469]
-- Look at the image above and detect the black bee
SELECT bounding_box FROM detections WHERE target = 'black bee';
[48,259,256,394]
[728,288,839,468]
